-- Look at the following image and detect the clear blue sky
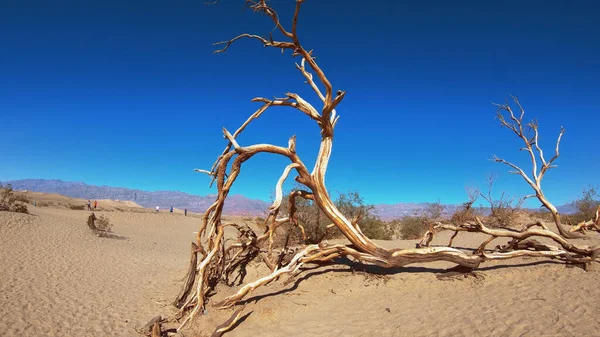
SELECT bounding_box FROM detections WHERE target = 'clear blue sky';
[1,0,598,206]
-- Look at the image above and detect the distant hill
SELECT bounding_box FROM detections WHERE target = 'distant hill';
[3,179,270,216]
[2,179,577,219]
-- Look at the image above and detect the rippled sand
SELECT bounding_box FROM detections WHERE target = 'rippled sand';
[1,200,599,337]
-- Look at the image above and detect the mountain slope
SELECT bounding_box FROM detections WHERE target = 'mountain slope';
[3,179,577,219]
[4,179,270,216]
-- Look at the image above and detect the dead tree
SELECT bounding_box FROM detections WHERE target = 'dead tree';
[172,0,600,333]
[491,96,585,239]
[569,206,600,233]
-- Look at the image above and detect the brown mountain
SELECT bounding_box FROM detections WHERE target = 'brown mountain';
[3,179,576,219]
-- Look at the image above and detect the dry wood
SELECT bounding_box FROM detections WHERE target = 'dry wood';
[140,316,162,336]
[166,0,600,334]
[569,206,600,233]
[173,242,199,308]
[209,304,247,337]
[151,322,161,337]
[493,97,583,239]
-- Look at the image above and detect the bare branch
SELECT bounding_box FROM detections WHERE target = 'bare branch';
[270,163,302,213]
[539,126,564,182]
[168,4,599,336]
[213,33,295,54]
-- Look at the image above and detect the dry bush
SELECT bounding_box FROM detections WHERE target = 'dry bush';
[397,202,448,240]
[337,191,396,240]
[276,189,394,242]
[418,200,445,221]
[95,214,112,231]
[566,185,600,225]
[0,183,29,214]
[38,201,51,207]
[11,203,29,214]
[87,213,113,232]
[451,189,481,225]
[68,204,86,210]
[479,173,524,228]
[527,209,554,222]
[398,216,428,239]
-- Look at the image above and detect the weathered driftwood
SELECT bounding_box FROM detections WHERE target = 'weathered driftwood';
[150,322,161,337]
[140,315,162,337]
[169,0,600,334]
[210,304,247,337]
[173,242,199,308]
[569,206,600,233]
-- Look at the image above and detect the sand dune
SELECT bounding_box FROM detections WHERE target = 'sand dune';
[1,199,599,337]
[23,191,145,211]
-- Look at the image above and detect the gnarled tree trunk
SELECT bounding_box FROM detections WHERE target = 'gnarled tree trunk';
[167,0,600,334]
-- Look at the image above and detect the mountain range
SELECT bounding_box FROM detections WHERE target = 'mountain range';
[2,179,577,219]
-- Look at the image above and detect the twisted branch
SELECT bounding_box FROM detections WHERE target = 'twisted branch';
[168,2,599,335]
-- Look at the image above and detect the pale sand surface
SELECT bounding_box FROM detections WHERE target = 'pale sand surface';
[1,195,600,337]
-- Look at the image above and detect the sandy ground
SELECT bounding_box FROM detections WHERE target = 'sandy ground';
[1,195,600,337]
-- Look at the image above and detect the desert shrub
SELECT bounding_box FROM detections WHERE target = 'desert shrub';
[254,217,266,223]
[272,187,332,244]
[360,217,395,240]
[528,209,554,222]
[451,203,479,225]
[419,200,444,221]
[566,185,600,224]
[398,216,428,239]
[486,200,522,228]
[38,201,51,207]
[68,204,86,210]
[335,191,394,240]
[275,189,393,243]
[11,203,29,214]
[0,183,29,214]
[479,174,524,228]
[95,214,112,231]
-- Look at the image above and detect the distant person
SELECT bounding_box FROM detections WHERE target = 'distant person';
[87,200,91,211]
[94,200,97,210]
[33,200,37,207]
[184,208,187,216]
[170,206,173,213]
[156,205,160,213]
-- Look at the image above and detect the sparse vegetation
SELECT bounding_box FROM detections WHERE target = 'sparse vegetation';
[87,213,113,236]
[0,183,29,214]
[68,204,86,210]
[277,189,394,242]
[451,189,480,225]
[569,185,600,224]
[564,185,600,233]
[479,173,524,228]
[95,214,112,231]
[398,216,428,240]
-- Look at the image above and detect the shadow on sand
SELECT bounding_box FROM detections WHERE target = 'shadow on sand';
[239,257,564,306]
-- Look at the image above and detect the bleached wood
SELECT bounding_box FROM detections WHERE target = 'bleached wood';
[169,1,600,335]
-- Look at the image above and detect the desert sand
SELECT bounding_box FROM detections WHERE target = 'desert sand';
[1,194,599,337]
